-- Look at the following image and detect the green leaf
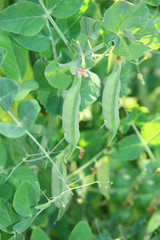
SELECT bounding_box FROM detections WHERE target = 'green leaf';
[45,61,73,90]
[146,0,160,6]
[9,234,25,240]
[141,119,160,147]
[0,122,25,138]
[35,201,52,210]
[68,221,94,240]
[0,198,20,234]
[12,31,51,52]
[0,2,45,36]
[10,166,40,201]
[147,210,160,233]
[80,71,101,110]
[13,180,38,217]
[80,17,99,39]
[31,228,50,240]
[0,183,13,200]
[130,106,149,127]
[0,46,6,66]
[34,57,62,115]
[13,217,34,234]
[96,156,110,199]
[0,142,7,169]
[118,134,144,161]
[46,0,84,18]
[0,77,18,111]
[0,30,28,81]
[15,80,39,101]
[17,100,40,129]
[52,158,71,208]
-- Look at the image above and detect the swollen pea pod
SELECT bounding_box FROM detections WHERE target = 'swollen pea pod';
[102,62,121,144]
[62,75,81,157]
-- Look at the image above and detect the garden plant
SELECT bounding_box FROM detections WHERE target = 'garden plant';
[0,0,160,239]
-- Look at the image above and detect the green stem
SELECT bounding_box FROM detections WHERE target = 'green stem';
[38,0,74,54]
[84,43,105,57]
[45,19,57,58]
[76,40,86,68]
[89,47,111,70]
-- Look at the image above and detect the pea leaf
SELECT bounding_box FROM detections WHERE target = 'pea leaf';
[146,0,160,6]
[68,221,94,240]
[31,228,50,240]
[80,71,101,110]
[13,216,35,234]
[0,2,45,36]
[80,17,99,39]
[13,180,38,217]
[0,30,28,81]
[34,57,62,115]
[17,100,40,129]
[46,0,84,18]
[0,198,20,234]
[141,119,160,147]
[0,122,25,138]
[147,210,160,233]
[0,77,18,111]
[12,28,51,52]
[15,80,39,101]
[118,134,144,161]
[9,234,25,240]
[0,183,13,200]
[0,142,7,170]
[45,61,73,90]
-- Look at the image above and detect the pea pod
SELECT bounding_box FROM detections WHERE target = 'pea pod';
[62,76,81,149]
[102,63,121,144]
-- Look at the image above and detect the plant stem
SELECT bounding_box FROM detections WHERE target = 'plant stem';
[67,149,106,180]
[45,19,57,58]
[123,107,156,162]
[38,0,74,54]
[84,43,105,57]
[89,47,111,70]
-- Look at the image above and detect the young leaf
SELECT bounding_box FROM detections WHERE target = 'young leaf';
[118,134,144,161]
[0,142,7,170]
[80,71,101,110]
[45,60,73,90]
[46,0,84,18]
[17,100,40,129]
[68,221,94,240]
[30,228,50,240]
[0,2,45,36]
[0,77,18,111]
[13,180,38,217]
[15,80,39,101]
[0,30,28,81]
[9,234,25,240]
[0,198,20,234]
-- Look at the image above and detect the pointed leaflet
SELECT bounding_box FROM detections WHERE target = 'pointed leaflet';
[13,180,38,217]
[46,0,84,18]
[0,77,18,111]
[68,221,94,240]
[0,30,28,81]
[0,2,45,36]
[17,100,40,129]
[102,63,121,144]
[0,198,20,234]
[31,228,50,240]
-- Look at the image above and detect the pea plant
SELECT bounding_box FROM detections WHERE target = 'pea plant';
[0,0,160,239]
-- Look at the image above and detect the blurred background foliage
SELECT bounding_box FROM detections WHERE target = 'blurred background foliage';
[0,0,160,239]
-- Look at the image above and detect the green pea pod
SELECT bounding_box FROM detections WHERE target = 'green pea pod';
[62,75,81,149]
[51,157,71,208]
[102,63,121,144]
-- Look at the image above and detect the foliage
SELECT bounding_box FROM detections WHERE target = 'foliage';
[0,0,160,239]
